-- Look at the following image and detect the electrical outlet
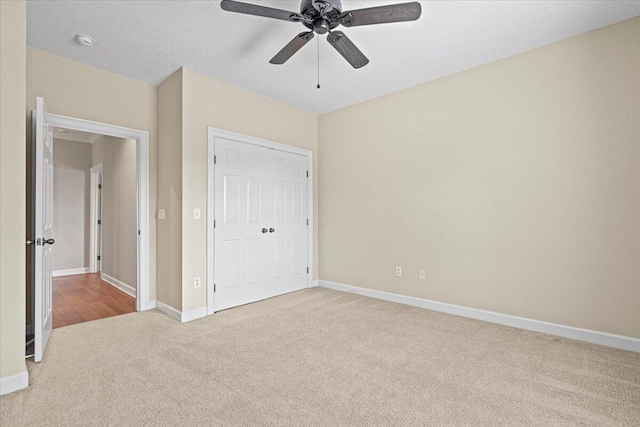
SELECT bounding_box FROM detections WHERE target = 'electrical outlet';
[395,266,402,277]
[193,208,201,220]
[194,277,201,288]
[157,209,165,220]
[419,269,426,281]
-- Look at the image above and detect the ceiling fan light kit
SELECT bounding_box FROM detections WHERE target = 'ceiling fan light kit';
[220,0,422,69]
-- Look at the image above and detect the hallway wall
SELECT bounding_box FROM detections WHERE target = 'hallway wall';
[92,136,138,289]
[52,138,92,272]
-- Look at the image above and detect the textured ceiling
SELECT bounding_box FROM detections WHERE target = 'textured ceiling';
[28,1,640,114]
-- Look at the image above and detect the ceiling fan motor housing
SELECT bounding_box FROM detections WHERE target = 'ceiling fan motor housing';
[301,0,343,32]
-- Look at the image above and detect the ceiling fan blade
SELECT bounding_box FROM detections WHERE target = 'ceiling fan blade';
[220,0,310,23]
[270,32,315,65]
[327,31,369,69]
[338,2,422,27]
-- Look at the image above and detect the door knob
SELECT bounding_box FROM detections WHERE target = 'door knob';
[262,228,268,233]
[269,228,275,233]
[43,238,55,245]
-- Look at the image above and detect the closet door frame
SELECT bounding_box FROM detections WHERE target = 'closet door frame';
[206,128,314,315]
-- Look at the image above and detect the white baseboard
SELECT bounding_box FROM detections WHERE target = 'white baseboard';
[181,307,207,323]
[155,301,181,321]
[155,301,207,323]
[0,368,29,396]
[319,280,640,353]
[101,273,136,298]
[309,279,319,288]
[53,267,90,277]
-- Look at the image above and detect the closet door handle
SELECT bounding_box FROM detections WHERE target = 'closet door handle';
[43,238,55,245]
[262,228,268,233]
[269,228,275,233]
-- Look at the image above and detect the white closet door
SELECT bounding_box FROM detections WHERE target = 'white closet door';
[269,151,308,296]
[214,137,308,311]
[214,138,272,311]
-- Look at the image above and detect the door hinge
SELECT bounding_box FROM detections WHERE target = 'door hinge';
[307,267,309,274]
[97,219,101,225]
[214,219,216,228]
[214,283,216,292]
[306,171,309,178]
[98,184,102,189]
[214,155,217,164]
[97,255,101,261]
[138,230,141,236]
[306,219,309,226]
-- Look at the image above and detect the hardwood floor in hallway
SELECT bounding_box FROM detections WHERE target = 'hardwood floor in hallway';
[53,273,136,328]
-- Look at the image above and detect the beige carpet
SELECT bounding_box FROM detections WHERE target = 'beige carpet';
[1,288,639,426]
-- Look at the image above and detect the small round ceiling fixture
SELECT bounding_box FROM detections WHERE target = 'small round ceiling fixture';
[75,34,94,47]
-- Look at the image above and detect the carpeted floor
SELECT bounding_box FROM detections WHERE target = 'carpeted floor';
[1,287,639,426]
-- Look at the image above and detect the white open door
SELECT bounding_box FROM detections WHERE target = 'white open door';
[34,96,54,362]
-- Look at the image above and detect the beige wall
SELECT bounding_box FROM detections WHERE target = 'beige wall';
[26,48,158,301]
[318,17,640,338]
[0,0,28,385]
[52,138,92,271]
[92,136,137,287]
[157,69,183,310]
[155,67,319,313]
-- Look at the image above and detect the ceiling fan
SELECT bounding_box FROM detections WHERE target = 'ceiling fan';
[220,0,422,69]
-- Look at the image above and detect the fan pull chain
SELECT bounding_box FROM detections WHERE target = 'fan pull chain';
[317,36,321,89]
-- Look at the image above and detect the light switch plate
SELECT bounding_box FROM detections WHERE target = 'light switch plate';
[157,209,165,220]
[194,277,201,288]
[193,208,201,220]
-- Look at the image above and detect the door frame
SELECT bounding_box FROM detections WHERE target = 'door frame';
[89,163,103,274]
[46,113,152,311]
[206,127,314,315]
